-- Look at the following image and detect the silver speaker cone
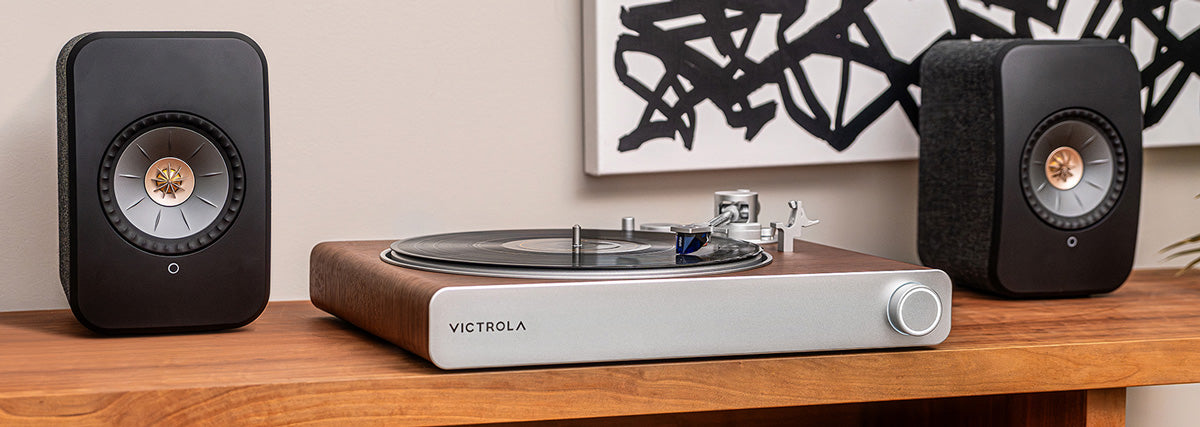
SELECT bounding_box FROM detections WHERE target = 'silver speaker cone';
[111,126,230,240]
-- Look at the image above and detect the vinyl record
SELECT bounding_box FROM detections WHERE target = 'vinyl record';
[390,229,762,269]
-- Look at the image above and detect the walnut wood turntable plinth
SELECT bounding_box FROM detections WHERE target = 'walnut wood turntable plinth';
[309,239,952,368]
[2,270,1200,424]
[310,239,925,357]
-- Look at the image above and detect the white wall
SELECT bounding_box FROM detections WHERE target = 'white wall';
[0,1,1197,423]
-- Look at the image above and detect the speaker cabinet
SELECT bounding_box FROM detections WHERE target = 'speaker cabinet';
[918,40,1142,298]
[57,32,270,332]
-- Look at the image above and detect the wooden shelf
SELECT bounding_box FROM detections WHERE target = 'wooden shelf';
[2,270,1199,425]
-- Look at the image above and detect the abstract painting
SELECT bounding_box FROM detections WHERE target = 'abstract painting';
[584,0,1200,175]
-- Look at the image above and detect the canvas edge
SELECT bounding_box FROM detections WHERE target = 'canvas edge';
[582,0,604,176]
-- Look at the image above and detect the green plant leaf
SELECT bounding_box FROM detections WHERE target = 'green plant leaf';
[1161,232,1200,253]
[1184,256,1200,272]
[1164,247,1200,261]
[1176,257,1200,276]
[1167,193,1200,275]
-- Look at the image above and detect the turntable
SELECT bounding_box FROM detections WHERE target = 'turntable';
[311,191,952,369]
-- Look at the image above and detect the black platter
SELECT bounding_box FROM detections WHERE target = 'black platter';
[382,229,772,279]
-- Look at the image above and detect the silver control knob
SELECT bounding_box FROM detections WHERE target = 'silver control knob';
[887,282,943,336]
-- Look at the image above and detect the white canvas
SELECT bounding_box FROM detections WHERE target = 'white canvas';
[584,0,1200,175]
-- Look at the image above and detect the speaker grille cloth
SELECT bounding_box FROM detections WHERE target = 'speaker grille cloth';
[918,40,1015,288]
[56,33,90,300]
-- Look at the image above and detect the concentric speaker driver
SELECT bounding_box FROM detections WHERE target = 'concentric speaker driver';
[1020,108,1127,230]
[98,112,245,254]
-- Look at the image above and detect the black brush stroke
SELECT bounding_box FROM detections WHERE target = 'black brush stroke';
[611,0,1197,154]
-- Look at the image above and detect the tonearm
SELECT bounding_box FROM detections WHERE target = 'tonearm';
[626,189,818,254]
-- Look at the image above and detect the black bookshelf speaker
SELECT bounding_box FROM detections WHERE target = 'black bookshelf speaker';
[918,39,1142,298]
[57,32,270,332]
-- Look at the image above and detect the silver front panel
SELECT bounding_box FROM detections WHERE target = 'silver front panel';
[426,269,952,369]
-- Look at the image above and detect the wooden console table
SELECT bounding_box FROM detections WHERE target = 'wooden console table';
[2,269,1199,425]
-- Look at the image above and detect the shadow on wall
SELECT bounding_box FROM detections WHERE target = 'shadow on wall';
[0,71,64,310]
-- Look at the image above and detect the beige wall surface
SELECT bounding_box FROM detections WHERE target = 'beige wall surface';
[0,1,1196,423]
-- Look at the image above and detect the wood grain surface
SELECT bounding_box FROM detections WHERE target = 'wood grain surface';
[497,389,1122,426]
[1086,388,1126,427]
[2,268,1199,425]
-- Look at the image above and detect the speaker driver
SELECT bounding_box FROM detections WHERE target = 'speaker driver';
[99,111,245,255]
[1019,108,1126,230]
